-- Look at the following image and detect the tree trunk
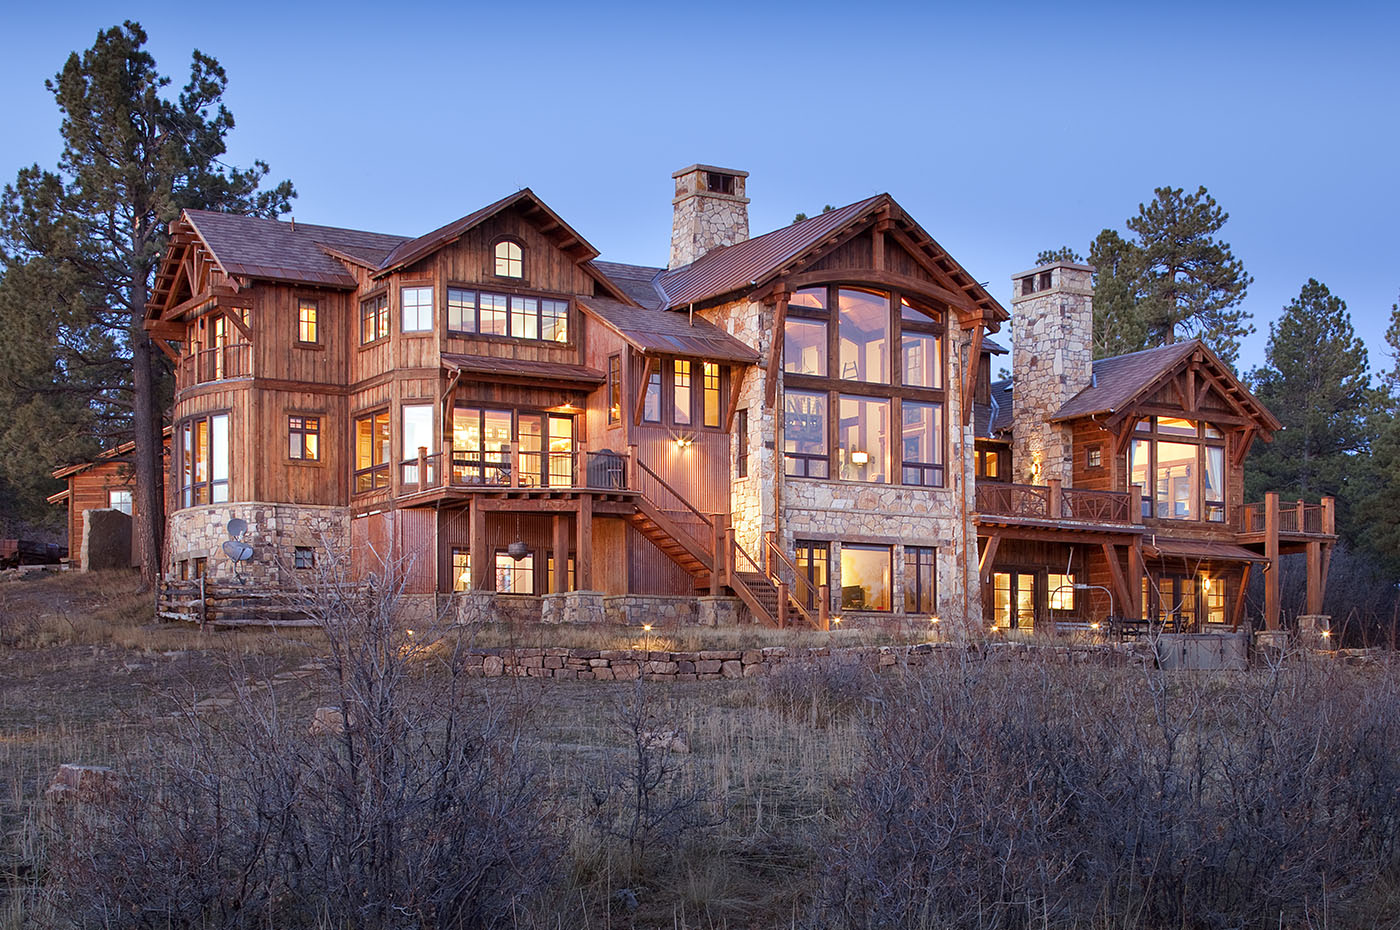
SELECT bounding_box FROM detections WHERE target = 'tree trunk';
[131,276,164,589]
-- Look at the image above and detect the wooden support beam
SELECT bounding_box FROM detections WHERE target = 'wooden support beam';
[1127,538,1144,619]
[871,222,886,272]
[1232,427,1257,468]
[552,515,569,594]
[961,326,984,426]
[884,226,979,312]
[225,308,253,342]
[1306,540,1324,616]
[1100,542,1133,618]
[1264,491,1280,630]
[469,500,490,591]
[978,532,1001,586]
[765,291,788,408]
[724,364,747,431]
[152,338,181,363]
[575,494,593,590]
[1231,563,1253,631]
[633,354,655,426]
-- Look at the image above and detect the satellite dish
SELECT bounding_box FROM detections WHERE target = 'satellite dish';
[221,540,254,562]
[227,518,248,538]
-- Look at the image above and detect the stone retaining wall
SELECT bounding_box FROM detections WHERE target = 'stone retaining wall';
[457,639,1156,682]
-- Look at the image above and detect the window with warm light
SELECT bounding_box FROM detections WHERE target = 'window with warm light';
[452,548,471,591]
[178,412,229,507]
[360,293,389,344]
[1128,417,1226,521]
[795,540,829,612]
[401,405,434,484]
[673,360,693,426]
[297,299,319,344]
[494,240,523,278]
[1047,573,1076,611]
[735,409,749,478]
[607,355,622,425]
[783,390,828,477]
[643,368,662,423]
[447,287,568,342]
[901,401,944,487]
[840,544,891,611]
[702,362,721,428]
[838,395,888,482]
[353,410,391,493]
[288,415,320,461]
[495,551,534,593]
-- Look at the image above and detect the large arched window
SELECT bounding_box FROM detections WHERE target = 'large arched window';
[781,283,947,486]
[494,239,523,278]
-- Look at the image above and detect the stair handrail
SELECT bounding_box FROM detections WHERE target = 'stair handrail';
[761,535,818,628]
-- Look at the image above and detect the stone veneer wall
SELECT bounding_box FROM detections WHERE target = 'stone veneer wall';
[165,502,349,586]
[1010,263,1095,486]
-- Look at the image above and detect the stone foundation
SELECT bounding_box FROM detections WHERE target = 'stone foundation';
[543,591,606,624]
[604,594,698,627]
[166,502,349,586]
[697,596,742,627]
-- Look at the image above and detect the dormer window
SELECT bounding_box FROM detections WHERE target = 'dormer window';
[494,240,523,278]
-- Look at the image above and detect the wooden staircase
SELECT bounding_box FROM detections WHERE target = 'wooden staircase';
[628,458,819,629]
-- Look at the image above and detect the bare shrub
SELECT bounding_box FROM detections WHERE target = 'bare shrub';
[817,654,1400,930]
[588,680,722,876]
[44,546,559,929]
[759,658,878,726]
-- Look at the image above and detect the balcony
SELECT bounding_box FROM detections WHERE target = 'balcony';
[976,480,1137,527]
[178,344,252,387]
[1237,494,1336,547]
[395,445,633,502]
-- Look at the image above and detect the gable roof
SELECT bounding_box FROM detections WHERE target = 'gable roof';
[182,210,408,289]
[1051,339,1280,432]
[654,194,1009,328]
[578,297,759,364]
[51,427,173,481]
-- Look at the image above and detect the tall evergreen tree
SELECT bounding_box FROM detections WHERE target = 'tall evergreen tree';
[1033,245,1083,265]
[0,22,293,582]
[1083,186,1253,365]
[1247,280,1376,540]
[1359,294,1400,574]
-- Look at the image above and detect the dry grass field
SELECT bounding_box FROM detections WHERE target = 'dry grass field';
[3,571,1400,930]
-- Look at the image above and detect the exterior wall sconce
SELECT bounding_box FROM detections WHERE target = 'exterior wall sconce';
[850,450,869,465]
[1030,455,1043,482]
[674,435,694,448]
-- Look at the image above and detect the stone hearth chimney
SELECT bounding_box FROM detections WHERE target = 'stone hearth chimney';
[1009,262,1095,486]
[668,164,750,269]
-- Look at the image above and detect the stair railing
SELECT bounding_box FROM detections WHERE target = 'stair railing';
[633,455,715,552]
[761,533,822,629]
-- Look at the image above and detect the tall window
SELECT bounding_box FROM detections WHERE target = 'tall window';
[452,406,514,485]
[547,555,576,593]
[607,355,622,425]
[1128,417,1226,522]
[401,404,434,484]
[735,409,749,478]
[702,362,721,428]
[784,390,828,478]
[643,367,662,423]
[496,551,534,593]
[445,288,568,342]
[179,413,229,507]
[452,548,471,591]
[904,546,937,613]
[401,286,433,332]
[494,240,523,278]
[795,540,829,612]
[360,293,389,344]
[1047,573,1076,611]
[838,395,888,482]
[354,410,391,493]
[289,415,320,461]
[840,544,891,611]
[782,283,946,486]
[297,299,319,344]
[673,360,693,425]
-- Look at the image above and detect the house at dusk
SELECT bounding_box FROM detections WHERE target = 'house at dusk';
[142,165,1334,632]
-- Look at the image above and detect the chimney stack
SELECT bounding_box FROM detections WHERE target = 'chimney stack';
[1009,262,1095,486]
[668,164,749,269]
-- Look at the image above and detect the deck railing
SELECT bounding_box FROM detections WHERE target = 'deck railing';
[179,344,252,386]
[1239,497,1332,536]
[976,481,1134,524]
[398,446,631,495]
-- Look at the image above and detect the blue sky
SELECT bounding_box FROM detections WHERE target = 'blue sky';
[4,0,1397,375]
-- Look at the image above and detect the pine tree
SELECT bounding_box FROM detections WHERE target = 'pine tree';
[0,22,293,582]
[1033,245,1083,265]
[1247,280,1377,541]
[1085,186,1253,365]
[1359,294,1400,574]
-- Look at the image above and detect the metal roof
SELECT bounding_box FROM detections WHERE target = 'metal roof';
[578,297,759,364]
[441,353,605,386]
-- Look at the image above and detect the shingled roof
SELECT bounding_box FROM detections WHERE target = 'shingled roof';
[1051,342,1202,422]
[592,261,665,310]
[182,210,408,288]
[578,297,759,364]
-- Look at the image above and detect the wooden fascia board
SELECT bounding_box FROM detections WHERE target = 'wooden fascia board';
[1103,351,1279,435]
[887,209,1008,323]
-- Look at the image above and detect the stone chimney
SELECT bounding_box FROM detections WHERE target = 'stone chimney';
[668,164,750,269]
[1009,262,1095,486]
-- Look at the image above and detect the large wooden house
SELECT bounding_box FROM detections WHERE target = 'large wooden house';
[142,166,1331,631]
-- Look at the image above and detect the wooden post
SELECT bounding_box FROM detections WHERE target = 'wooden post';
[1264,491,1280,631]
[724,527,735,586]
[469,501,490,591]
[198,574,207,629]
[576,495,593,591]
[552,514,569,594]
[1047,478,1063,518]
[509,442,519,489]
[777,582,789,629]
[1322,496,1336,535]
[818,584,830,631]
[710,515,724,596]
[442,437,454,486]
[1127,538,1144,619]
[762,530,775,574]
[416,445,428,488]
[1295,499,1305,534]
[1130,484,1143,525]
[1306,540,1324,616]
[627,443,639,492]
